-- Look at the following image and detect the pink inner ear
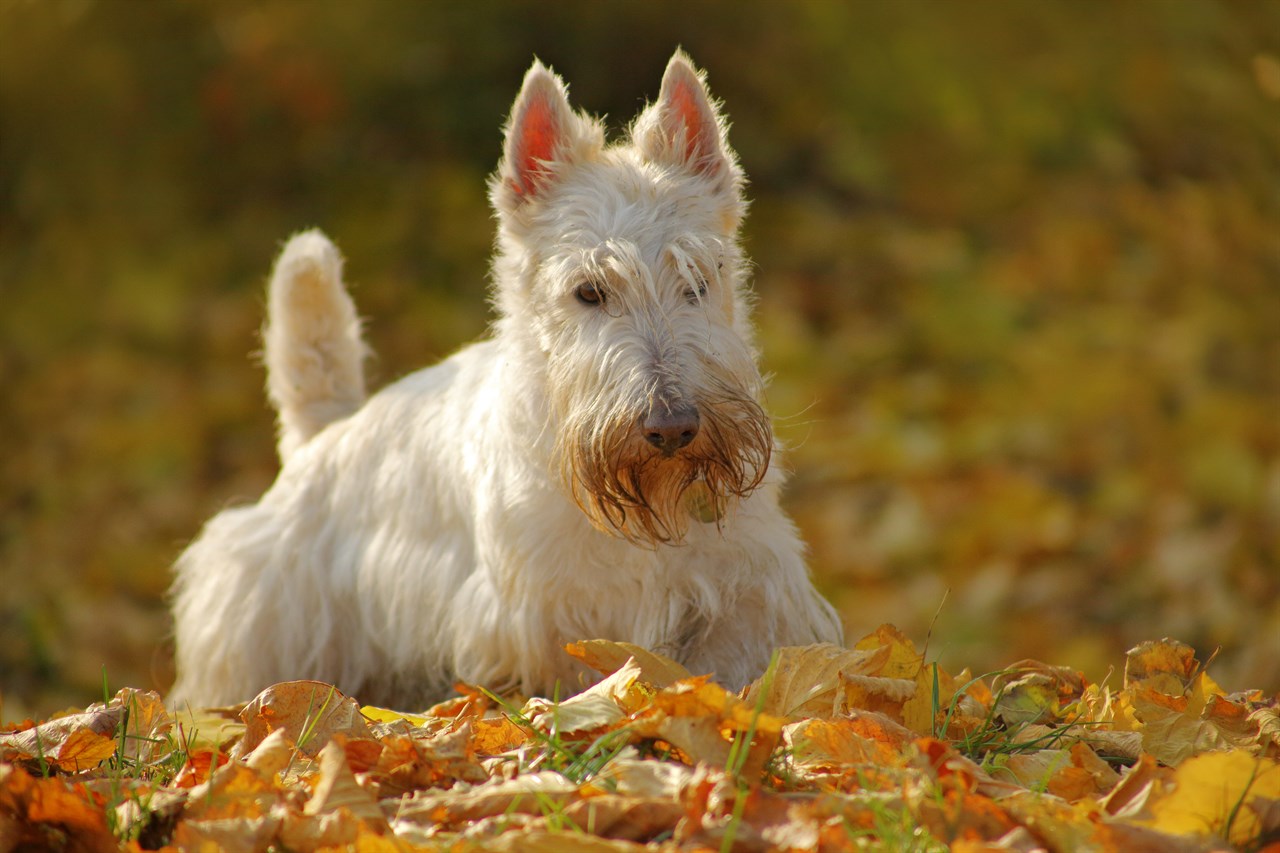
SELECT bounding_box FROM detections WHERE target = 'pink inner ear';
[512,94,560,197]
[666,80,709,163]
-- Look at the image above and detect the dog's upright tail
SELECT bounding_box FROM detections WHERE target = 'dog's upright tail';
[263,229,369,463]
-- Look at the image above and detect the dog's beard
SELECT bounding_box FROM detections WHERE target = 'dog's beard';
[558,382,772,546]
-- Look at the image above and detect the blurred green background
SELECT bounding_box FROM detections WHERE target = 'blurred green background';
[2,0,1278,718]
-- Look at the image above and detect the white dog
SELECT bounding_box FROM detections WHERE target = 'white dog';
[169,51,843,709]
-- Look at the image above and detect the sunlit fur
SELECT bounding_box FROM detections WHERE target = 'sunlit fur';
[169,51,843,709]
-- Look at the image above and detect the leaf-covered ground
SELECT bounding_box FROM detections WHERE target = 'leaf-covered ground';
[3,627,1278,852]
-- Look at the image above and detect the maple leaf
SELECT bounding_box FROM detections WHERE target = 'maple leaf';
[1116,639,1264,766]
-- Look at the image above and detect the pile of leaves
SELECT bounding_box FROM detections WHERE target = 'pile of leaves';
[3,626,1278,852]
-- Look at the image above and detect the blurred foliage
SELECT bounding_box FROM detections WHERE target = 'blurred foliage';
[1,0,1277,718]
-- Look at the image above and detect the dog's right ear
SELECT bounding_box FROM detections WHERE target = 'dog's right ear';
[492,60,598,214]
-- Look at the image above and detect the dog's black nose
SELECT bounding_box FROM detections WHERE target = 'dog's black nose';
[643,405,700,455]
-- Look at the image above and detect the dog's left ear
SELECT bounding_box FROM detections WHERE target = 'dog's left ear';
[634,50,742,194]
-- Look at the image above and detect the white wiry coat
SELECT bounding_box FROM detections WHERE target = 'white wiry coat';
[169,51,842,709]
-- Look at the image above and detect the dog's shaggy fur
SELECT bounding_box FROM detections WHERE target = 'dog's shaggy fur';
[169,51,843,709]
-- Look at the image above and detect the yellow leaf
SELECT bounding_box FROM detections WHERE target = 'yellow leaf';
[852,624,924,679]
[1143,750,1280,847]
[903,662,960,735]
[359,706,429,727]
[171,706,246,751]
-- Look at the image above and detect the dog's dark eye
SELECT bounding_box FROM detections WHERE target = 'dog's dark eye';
[684,279,709,304]
[575,281,605,306]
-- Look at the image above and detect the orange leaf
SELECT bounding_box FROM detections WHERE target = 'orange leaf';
[565,639,693,687]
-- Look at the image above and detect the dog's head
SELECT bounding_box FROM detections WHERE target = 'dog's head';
[488,51,772,545]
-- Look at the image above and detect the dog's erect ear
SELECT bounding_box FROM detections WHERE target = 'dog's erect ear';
[494,60,595,211]
[634,50,740,190]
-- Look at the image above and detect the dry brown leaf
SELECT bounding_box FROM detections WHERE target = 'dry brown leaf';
[8,625,1276,853]
[1099,753,1168,819]
[171,813,281,851]
[1131,686,1256,767]
[1124,639,1200,694]
[237,680,372,758]
[560,794,686,843]
[596,757,696,799]
[394,771,579,828]
[1252,706,1280,756]
[173,746,231,788]
[527,692,626,737]
[977,793,1099,853]
[913,784,1020,846]
[525,657,645,734]
[305,739,388,830]
[741,642,890,719]
[0,704,122,771]
[279,807,366,850]
[371,721,488,793]
[784,716,906,781]
[484,829,656,851]
[112,688,174,762]
[997,741,1120,802]
[243,726,295,778]
[843,673,917,723]
[628,678,784,777]
[565,640,693,688]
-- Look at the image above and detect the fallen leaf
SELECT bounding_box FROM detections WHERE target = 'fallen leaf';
[742,642,890,718]
[566,640,693,688]
[852,624,925,679]
[628,678,784,777]
[0,705,122,771]
[304,739,388,829]
[237,680,372,758]
[394,771,579,828]
[1125,639,1200,695]
[0,763,118,853]
[525,657,646,734]
[1142,750,1280,847]
[784,716,907,786]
